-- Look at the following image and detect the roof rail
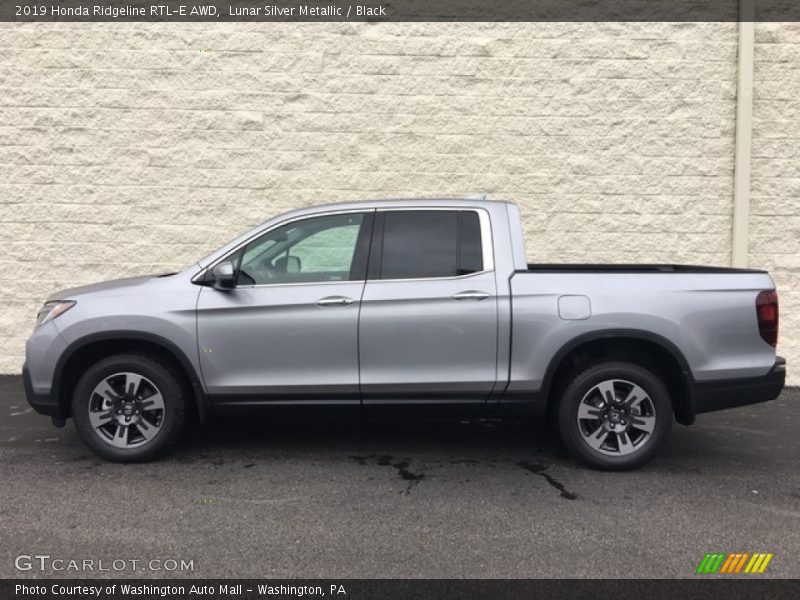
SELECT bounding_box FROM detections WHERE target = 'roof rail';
[463,193,487,201]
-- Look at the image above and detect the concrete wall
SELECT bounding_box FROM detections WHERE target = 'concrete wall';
[752,23,800,385]
[0,22,795,384]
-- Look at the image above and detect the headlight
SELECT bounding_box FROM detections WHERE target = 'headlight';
[35,300,76,328]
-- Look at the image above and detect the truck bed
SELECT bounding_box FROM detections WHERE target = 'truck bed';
[508,266,777,386]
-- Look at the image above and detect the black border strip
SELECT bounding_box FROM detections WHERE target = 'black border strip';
[4,1,800,23]
[3,579,800,600]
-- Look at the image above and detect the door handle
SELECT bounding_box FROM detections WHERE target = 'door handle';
[316,296,356,307]
[452,290,491,301]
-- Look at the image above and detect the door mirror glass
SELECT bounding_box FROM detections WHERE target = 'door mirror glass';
[212,261,236,290]
[286,255,301,273]
[275,255,302,274]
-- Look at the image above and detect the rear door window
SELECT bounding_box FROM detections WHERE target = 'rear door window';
[377,210,484,279]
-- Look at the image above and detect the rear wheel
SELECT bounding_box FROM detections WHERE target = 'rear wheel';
[557,361,672,470]
[72,354,186,462]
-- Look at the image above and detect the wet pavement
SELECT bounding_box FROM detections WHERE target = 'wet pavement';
[1,376,798,578]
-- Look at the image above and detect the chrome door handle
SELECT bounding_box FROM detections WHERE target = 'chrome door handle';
[316,296,356,307]
[452,291,491,301]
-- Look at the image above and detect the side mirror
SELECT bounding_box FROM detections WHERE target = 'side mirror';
[285,255,301,273]
[212,261,236,291]
[275,255,302,274]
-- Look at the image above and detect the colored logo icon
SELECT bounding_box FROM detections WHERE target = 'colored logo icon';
[696,552,773,574]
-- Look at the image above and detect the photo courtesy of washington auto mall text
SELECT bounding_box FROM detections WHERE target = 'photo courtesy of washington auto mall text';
[1,1,800,599]
[15,583,347,597]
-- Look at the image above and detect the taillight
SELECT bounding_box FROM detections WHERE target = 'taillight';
[756,290,779,347]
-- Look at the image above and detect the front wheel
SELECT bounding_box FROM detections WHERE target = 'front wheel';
[72,354,186,462]
[557,361,673,470]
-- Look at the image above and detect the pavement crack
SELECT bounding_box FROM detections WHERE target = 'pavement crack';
[517,461,578,500]
[351,454,425,495]
[377,454,425,494]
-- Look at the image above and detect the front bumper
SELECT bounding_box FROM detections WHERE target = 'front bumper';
[693,356,786,415]
[22,362,63,419]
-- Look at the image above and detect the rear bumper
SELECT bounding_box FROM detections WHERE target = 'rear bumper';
[693,357,786,415]
[22,362,63,418]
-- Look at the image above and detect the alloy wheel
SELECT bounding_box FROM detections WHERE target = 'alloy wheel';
[576,379,656,456]
[87,372,165,449]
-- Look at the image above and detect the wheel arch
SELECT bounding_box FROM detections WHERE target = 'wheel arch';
[53,331,208,423]
[542,329,695,425]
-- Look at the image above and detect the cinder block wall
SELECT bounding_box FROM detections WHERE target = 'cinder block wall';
[0,22,795,384]
[752,23,800,385]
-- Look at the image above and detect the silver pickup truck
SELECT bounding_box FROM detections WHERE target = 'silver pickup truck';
[23,198,785,469]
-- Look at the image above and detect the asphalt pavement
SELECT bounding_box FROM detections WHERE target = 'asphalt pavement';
[0,376,798,579]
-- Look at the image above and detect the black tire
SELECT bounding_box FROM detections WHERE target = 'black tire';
[72,354,186,462]
[557,361,673,471]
